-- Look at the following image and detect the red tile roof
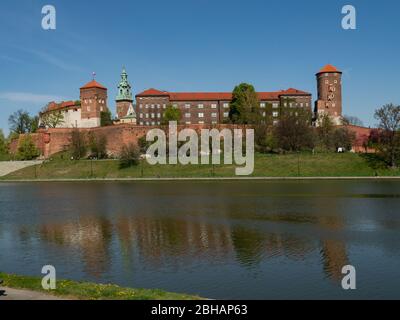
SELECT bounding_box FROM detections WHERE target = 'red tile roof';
[80,80,107,90]
[45,101,77,112]
[136,88,169,96]
[317,64,341,74]
[136,88,310,101]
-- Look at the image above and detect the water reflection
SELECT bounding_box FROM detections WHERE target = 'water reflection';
[1,181,400,299]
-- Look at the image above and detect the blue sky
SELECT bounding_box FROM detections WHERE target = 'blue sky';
[1,0,399,134]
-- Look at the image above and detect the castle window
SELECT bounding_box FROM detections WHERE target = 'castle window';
[140,114,143,118]
[223,112,229,118]
[211,113,217,118]
[198,104,204,109]
[273,103,279,108]
[199,121,204,124]
[260,103,266,108]
[157,113,161,118]
[198,113,204,118]
[185,113,191,118]
[186,121,191,125]
[223,103,229,108]
[262,112,266,117]
[185,103,191,108]
[211,104,217,109]
[273,112,279,118]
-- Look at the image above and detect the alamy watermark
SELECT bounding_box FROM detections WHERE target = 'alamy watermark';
[41,265,56,290]
[145,122,254,176]
[41,5,56,30]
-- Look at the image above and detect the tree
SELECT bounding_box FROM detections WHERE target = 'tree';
[119,143,140,168]
[274,109,315,152]
[101,110,113,127]
[332,127,356,151]
[317,113,335,151]
[88,132,108,159]
[162,105,181,125]
[70,129,87,160]
[374,104,400,168]
[40,110,64,128]
[16,135,39,160]
[0,129,7,155]
[229,83,261,124]
[8,110,34,134]
[342,115,364,127]
[138,135,152,154]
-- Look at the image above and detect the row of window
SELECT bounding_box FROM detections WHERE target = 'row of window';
[83,99,105,104]
[138,111,279,119]
[283,102,309,108]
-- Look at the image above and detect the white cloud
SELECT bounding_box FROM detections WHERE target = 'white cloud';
[0,92,66,104]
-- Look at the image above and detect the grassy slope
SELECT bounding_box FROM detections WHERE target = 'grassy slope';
[2,153,400,180]
[0,272,202,300]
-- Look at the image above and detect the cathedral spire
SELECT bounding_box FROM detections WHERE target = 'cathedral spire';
[116,67,133,102]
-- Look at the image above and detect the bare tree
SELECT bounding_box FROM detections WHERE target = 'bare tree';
[374,104,400,168]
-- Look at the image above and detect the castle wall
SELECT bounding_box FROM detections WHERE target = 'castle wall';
[10,124,252,159]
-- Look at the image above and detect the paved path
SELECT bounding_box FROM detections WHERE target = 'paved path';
[0,287,68,300]
[0,161,43,177]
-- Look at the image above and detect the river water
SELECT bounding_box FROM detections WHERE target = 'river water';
[0,180,399,299]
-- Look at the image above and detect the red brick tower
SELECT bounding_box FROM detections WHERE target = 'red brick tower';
[315,64,343,125]
[80,79,108,127]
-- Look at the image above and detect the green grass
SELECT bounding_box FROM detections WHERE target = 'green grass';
[1,152,400,180]
[0,272,202,300]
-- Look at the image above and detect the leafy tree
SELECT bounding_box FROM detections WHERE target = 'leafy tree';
[332,127,356,151]
[101,110,113,127]
[374,103,400,168]
[229,83,261,124]
[0,129,7,155]
[40,109,64,128]
[162,105,181,124]
[88,132,108,159]
[8,110,34,134]
[119,143,140,168]
[342,115,364,127]
[274,108,315,152]
[70,129,87,160]
[16,135,39,160]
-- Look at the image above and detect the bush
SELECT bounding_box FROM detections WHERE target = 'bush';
[119,143,140,169]
[16,135,39,160]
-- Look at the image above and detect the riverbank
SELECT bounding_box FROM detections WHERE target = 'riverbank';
[1,153,399,180]
[0,272,202,300]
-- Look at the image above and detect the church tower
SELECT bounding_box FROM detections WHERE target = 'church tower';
[116,67,134,120]
[314,64,343,125]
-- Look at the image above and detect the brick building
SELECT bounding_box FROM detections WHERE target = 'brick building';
[135,88,312,126]
[39,78,109,129]
[314,64,343,125]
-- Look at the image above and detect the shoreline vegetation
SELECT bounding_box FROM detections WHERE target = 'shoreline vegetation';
[1,152,399,181]
[0,272,202,300]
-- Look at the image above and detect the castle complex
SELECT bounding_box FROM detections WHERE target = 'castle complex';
[39,64,343,128]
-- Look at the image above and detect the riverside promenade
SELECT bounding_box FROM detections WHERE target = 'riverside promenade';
[0,161,43,177]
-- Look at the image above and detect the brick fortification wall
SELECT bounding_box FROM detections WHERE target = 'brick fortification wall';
[9,124,250,159]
